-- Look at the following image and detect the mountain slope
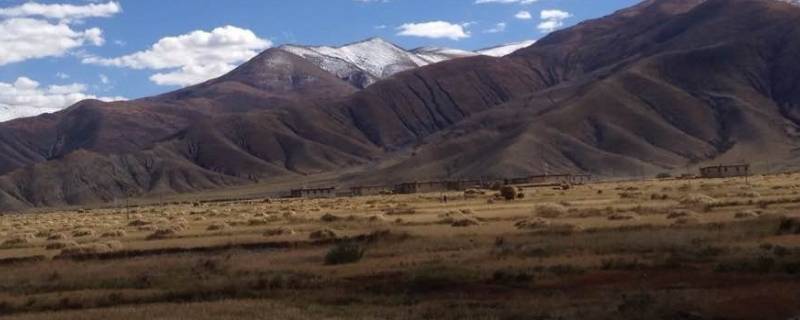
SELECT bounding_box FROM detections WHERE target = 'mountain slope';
[0,49,358,175]
[3,0,800,211]
[359,0,800,181]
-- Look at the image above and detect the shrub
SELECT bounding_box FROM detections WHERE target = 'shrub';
[263,227,295,237]
[608,213,638,221]
[650,193,669,200]
[2,234,34,247]
[680,194,717,206]
[534,203,567,218]
[656,173,672,179]
[59,241,124,257]
[500,186,517,201]
[47,233,69,241]
[320,213,341,222]
[451,217,480,227]
[324,242,364,265]
[514,218,550,230]
[206,222,231,231]
[101,230,127,238]
[309,228,337,240]
[45,241,77,250]
[384,205,416,215]
[72,228,95,238]
[667,209,696,219]
[146,227,178,240]
[778,218,800,235]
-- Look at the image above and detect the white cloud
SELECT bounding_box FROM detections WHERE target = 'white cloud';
[0,77,125,122]
[0,18,106,65]
[396,21,470,40]
[55,72,70,80]
[475,0,538,4]
[515,10,532,20]
[538,9,572,33]
[0,1,120,22]
[0,1,118,66]
[82,25,272,87]
[484,22,507,33]
[99,74,109,84]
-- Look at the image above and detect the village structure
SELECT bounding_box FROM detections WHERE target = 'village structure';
[289,187,337,198]
[699,164,750,178]
[289,173,593,199]
[288,164,755,199]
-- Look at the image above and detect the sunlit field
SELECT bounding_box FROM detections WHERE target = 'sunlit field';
[1,173,799,319]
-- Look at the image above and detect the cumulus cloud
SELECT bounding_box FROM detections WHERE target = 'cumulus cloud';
[0,77,125,122]
[396,21,470,40]
[0,1,120,22]
[0,2,118,66]
[475,0,538,4]
[538,9,572,33]
[82,25,272,87]
[0,18,105,66]
[515,10,532,20]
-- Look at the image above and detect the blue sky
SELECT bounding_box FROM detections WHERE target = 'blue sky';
[0,0,639,121]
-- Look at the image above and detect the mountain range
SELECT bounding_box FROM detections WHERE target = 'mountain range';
[0,0,799,211]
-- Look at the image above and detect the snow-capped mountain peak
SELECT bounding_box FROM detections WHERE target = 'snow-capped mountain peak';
[280,38,537,89]
[281,38,428,88]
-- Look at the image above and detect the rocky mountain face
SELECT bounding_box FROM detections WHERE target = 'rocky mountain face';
[1,0,800,211]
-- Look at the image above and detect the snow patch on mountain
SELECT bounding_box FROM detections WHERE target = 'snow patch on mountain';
[477,40,537,57]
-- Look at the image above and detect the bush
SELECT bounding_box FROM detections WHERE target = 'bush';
[680,194,716,206]
[656,173,672,179]
[500,186,518,200]
[320,213,341,222]
[146,227,178,240]
[324,242,364,265]
[101,230,127,238]
[310,228,337,240]
[206,222,231,231]
[534,203,567,218]
[778,218,800,235]
[72,228,95,237]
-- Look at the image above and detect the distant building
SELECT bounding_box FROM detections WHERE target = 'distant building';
[290,187,336,198]
[394,181,450,194]
[350,185,391,196]
[508,174,592,186]
[699,164,750,178]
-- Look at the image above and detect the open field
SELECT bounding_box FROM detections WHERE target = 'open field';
[0,174,799,319]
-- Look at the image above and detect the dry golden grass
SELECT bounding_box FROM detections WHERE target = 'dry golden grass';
[0,173,798,319]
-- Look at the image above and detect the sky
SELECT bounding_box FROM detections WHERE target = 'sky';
[0,0,640,121]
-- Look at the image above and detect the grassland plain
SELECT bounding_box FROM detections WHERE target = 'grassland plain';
[0,174,799,319]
